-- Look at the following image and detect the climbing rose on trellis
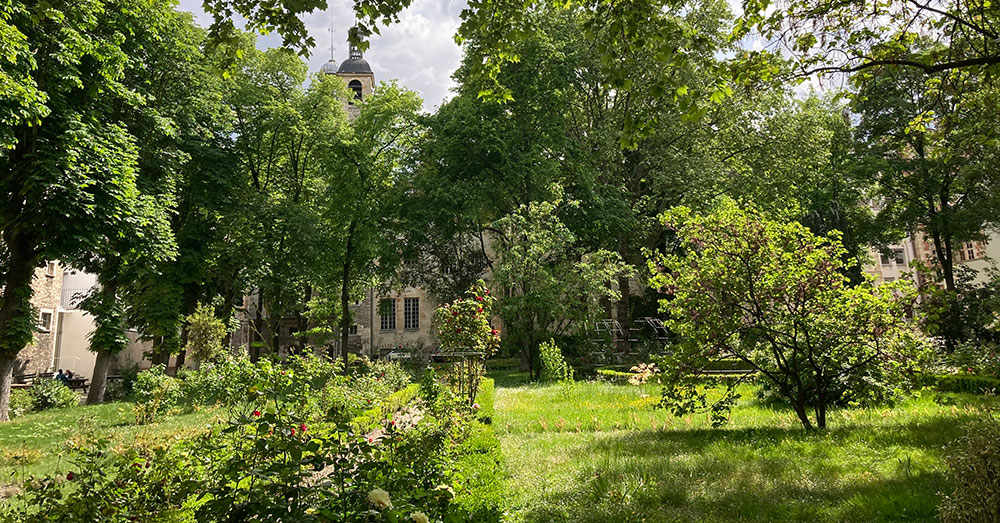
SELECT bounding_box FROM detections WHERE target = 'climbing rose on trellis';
[434,280,500,357]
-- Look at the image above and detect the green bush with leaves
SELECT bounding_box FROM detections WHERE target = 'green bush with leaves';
[539,339,573,383]
[133,365,181,424]
[4,359,503,522]
[29,379,79,411]
[9,388,33,418]
[184,302,229,369]
[103,361,140,402]
[648,202,932,430]
[939,414,1000,522]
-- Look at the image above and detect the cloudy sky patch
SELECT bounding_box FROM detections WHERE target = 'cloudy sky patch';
[176,0,467,112]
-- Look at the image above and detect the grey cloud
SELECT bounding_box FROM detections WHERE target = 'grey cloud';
[176,0,466,112]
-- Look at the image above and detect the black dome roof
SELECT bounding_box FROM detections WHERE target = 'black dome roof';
[338,58,372,74]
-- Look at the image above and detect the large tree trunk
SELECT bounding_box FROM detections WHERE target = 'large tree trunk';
[87,349,112,404]
[0,354,17,422]
[0,237,38,421]
[340,220,357,365]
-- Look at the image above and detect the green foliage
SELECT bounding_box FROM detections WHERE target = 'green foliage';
[435,280,501,356]
[103,362,140,402]
[930,374,1000,395]
[493,197,632,377]
[939,414,1000,522]
[133,365,181,425]
[539,339,574,383]
[4,355,502,521]
[648,202,932,429]
[184,302,229,365]
[28,380,79,412]
[9,388,33,419]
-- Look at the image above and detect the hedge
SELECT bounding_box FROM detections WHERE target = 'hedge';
[453,378,504,521]
[930,374,1000,394]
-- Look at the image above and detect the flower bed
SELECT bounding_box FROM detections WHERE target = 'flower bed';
[3,357,505,522]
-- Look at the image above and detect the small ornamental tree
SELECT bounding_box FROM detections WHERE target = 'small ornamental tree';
[648,202,931,430]
[434,280,500,403]
[185,303,229,370]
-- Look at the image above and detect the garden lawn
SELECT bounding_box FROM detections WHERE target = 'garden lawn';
[495,375,989,522]
[0,401,222,488]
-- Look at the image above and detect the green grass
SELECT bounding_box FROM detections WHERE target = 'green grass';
[0,401,222,486]
[494,373,990,522]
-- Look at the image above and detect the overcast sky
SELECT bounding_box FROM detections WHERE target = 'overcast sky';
[176,0,468,113]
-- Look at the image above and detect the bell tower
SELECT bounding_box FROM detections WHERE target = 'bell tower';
[321,26,374,118]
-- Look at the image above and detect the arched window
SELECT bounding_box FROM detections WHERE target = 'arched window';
[348,80,363,101]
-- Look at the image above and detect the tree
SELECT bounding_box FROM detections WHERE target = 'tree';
[852,62,1000,346]
[318,81,423,363]
[649,202,930,430]
[0,0,187,421]
[737,0,1000,80]
[185,302,230,370]
[492,198,632,379]
[714,93,891,283]
[226,45,352,359]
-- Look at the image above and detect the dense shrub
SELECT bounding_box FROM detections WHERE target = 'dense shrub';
[29,379,79,411]
[103,362,139,401]
[133,365,181,424]
[930,374,1000,394]
[9,388,33,418]
[539,339,573,383]
[939,414,1000,522]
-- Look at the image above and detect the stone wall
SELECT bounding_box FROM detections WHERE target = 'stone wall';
[16,262,63,375]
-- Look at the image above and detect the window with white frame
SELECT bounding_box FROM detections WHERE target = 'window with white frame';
[380,299,396,331]
[38,310,53,332]
[45,261,57,277]
[404,297,419,330]
[893,249,905,265]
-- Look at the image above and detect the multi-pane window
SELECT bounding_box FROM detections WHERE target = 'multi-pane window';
[958,242,976,261]
[380,299,396,331]
[38,310,53,331]
[893,249,905,265]
[349,324,359,335]
[404,297,419,330]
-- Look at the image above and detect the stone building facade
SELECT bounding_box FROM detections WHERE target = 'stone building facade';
[15,261,63,375]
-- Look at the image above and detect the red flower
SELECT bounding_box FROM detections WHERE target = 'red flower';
[452,310,458,316]
[300,424,307,432]
[290,428,296,436]
[253,410,261,417]
[66,472,74,481]
[456,328,462,333]
[476,296,483,302]
[490,329,497,335]
[477,308,483,313]
[145,461,150,469]
[390,419,396,426]
[368,437,374,443]
[485,289,490,295]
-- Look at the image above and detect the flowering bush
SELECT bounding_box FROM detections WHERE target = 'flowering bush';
[434,280,500,357]
[3,360,505,522]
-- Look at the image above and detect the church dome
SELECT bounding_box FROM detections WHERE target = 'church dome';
[337,58,373,75]
[320,59,339,74]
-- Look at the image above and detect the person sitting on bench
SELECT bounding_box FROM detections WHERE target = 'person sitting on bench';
[56,369,68,384]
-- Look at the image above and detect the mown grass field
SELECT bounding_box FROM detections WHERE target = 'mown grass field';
[0,401,222,487]
[493,372,990,522]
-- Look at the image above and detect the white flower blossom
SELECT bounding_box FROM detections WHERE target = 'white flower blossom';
[410,511,430,523]
[367,488,392,509]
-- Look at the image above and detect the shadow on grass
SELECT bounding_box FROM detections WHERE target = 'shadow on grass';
[513,413,971,522]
